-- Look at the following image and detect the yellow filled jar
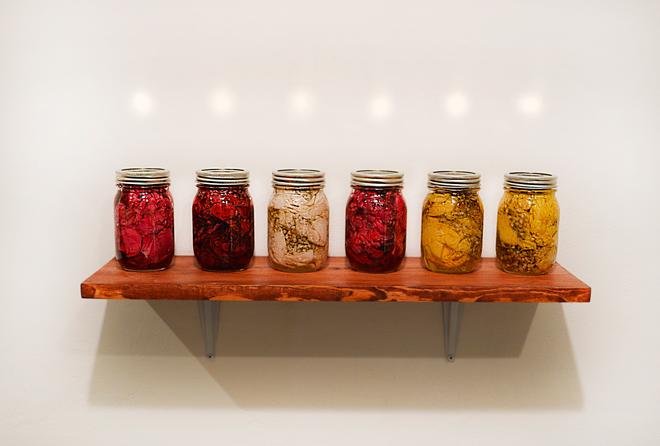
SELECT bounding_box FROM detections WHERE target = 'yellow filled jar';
[421,171,483,273]
[496,172,559,275]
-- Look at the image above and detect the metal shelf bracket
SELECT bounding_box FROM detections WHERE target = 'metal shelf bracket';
[197,301,463,361]
[198,301,220,358]
[442,302,464,362]
[197,301,464,360]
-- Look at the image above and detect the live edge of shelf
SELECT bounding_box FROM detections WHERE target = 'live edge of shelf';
[80,256,590,303]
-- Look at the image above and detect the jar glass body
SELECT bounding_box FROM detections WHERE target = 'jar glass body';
[496,189,559,275]
[268,186,329,272]
[345,186,407,273]
[193,185,254,271]
[114,185,175,271]
[421,189,483,273]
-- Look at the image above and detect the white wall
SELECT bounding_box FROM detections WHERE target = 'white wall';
[2,1,659,444]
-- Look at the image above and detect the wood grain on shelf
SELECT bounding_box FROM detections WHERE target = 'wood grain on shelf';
[81,256,590,303]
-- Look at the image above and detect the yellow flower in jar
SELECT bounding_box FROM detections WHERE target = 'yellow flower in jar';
[496,172,559,275]
[421,171,483,273]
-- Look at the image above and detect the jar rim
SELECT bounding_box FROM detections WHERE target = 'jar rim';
[272,168,325,188]
[428,170,480,190]
[116,167,170,186]
[504,171,557,190]
[351,169,403,188]
[197,168,249,186]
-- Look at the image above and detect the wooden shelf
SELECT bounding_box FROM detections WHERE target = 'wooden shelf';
[81,256,590,303]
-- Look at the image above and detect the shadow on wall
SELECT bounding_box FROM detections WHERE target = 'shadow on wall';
[88,301,582,410]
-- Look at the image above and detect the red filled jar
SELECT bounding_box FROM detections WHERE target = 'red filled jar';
[345,170,407,273]
[193,168,254,271]
[114,168,175,271]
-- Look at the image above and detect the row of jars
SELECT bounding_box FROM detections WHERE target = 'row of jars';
[114,168,559,275]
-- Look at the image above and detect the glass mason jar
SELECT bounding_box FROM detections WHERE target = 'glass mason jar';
[496,172,560,275]
[192,168,254,271]
[421,171,483,273]
[114,168,175,271]
[268,169,329,272]
[345,170,407,273]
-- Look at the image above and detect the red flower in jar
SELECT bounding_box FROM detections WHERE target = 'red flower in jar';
[114,175,175,271]
[345,171,407,273]
[192,169,254,271]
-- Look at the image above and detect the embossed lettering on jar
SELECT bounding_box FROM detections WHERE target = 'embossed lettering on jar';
[268,169,329,272]
[345,170,406,273]
[422,171,483,273]
[114,168,175,271]
[193,168,254,271]
[496,172,560,275]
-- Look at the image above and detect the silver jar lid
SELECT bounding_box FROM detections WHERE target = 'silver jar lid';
[428,170,480,190]
[272,169,325,188]
[196,168,249,187]
[351,169,404,188]
[116,167,170,186]
[504,172,557,190]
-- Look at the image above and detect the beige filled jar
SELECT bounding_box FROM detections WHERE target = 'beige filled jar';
[496,172,560,275]
[268,169,329,272]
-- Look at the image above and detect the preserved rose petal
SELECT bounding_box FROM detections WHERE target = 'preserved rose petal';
[120,227,142,257]
[137,213,155,235]
[155,229,174,258]
[140,234,154,258]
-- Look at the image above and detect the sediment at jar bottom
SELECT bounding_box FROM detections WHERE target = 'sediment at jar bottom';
[192,187,254,271]
[496,190,559,275]
[268,188,329,272]
[345,188,406,273]
[114,186,175,271]
[421,191,483,274]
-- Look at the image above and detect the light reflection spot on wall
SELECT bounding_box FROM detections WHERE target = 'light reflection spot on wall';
[517,93,544,116]
[131,90,154,118]
[369,93,393,121]
[445,91,470,118]
[289,88,316,118]
[209,88,236,117]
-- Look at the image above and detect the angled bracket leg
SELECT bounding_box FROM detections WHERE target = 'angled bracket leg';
[442,302,464,362]
[198,301,220,358]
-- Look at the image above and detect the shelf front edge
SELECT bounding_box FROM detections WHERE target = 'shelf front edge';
[80,257,590,303]
[81,283,591,303]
